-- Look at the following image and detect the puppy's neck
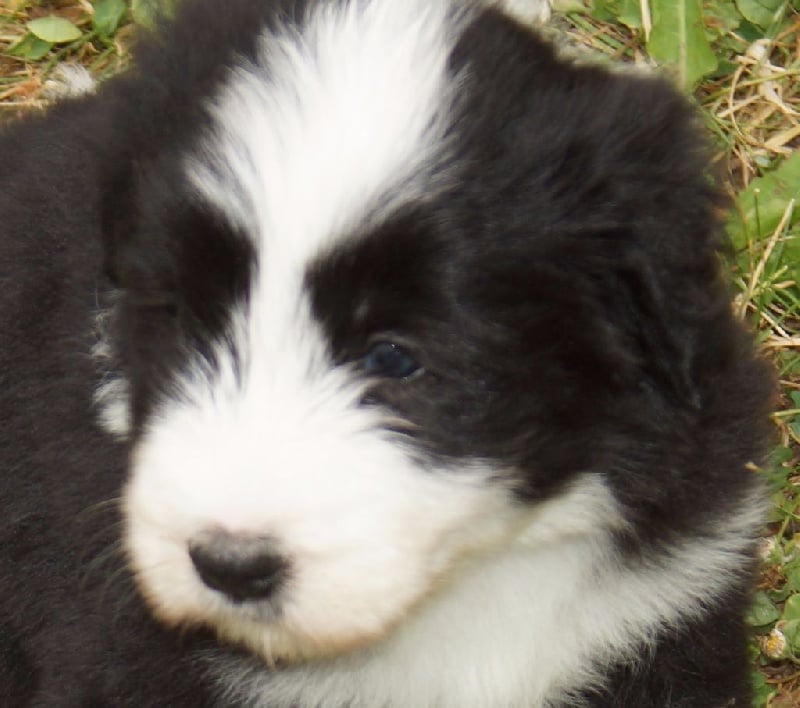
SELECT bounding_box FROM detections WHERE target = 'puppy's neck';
[212,475,759,707]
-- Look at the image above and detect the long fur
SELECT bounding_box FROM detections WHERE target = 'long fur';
[0,1,773,706]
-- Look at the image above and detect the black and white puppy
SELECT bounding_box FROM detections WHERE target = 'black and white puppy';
[0,0,773,705]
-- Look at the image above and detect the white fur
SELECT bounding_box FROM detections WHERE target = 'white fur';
[189,0,466,252]
[93,302,131,436]
[122,0,583,675]
[125,329,525,662]
[125,1,501,665]
[96,0,463,440]
[214,479,765,707]
[42,63,96,100]
[91,0,534,439]
[93,372,130,436]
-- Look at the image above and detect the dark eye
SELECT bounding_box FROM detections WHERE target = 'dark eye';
[363,342,420,379]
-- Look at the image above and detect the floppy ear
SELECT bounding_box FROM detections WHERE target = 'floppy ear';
[605,246,713,410]
[100,164,138,288]
[578,69,731,412]
[608,165,735,410]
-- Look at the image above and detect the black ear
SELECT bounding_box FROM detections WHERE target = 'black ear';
[99,157,179,294]
[606,248,710,410]
[100,164,138,288]
[577,72,730,411]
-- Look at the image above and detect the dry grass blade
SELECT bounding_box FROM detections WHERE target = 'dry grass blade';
[738,198,797,320]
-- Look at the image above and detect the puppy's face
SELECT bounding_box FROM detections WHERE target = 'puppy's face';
[113,1,552,663]
[107,0,704,665]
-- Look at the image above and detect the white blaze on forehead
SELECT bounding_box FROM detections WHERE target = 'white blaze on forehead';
[124,0,627,678]
[190,0,463,261]
[125,2,504,665]
[176,0,469,426]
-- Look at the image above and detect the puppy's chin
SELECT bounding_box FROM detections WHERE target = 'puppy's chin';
[215,616,389,666]
[133,574,406,665]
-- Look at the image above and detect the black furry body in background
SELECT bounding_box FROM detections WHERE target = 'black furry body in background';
[0,0,773,705]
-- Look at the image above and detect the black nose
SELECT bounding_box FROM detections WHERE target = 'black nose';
[188,532,288,603]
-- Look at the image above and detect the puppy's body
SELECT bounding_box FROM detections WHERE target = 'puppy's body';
[0,1,772,706]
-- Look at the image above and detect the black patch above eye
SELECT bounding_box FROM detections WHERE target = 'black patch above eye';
[363,342,420,379]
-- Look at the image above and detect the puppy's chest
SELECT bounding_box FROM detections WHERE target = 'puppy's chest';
[210,538,626,708]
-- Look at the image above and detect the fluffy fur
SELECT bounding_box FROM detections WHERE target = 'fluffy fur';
[0,0,773,706]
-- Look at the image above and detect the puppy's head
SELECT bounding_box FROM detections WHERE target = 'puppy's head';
[100,0,729,664]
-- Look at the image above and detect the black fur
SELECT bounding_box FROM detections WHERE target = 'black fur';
[0,99,217,705]
[0,1,772,705]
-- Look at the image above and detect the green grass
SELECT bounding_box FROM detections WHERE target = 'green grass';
[1,1,799,705]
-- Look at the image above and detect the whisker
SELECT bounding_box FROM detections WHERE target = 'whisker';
[97,563,133,607]
[79,539,125,592]
[76,497,123,523]
[76,520,125,569]
[110,586,143,635]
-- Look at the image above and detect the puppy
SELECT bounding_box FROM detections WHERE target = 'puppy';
[0,0,773,705]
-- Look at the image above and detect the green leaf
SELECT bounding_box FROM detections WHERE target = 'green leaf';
[585,0,616,22]
[583,0,642,25]
[703,1,743,38]
[747,590,780,627]
[770,445,794,466]
[93,0,127,37]
[552,0,588,12]
[729,153,800,248]
[782,620,800,654]
[769,583,793,603]
[737,19,766,43]
[5,32,53,61]
[27,16,82,44]
[735,0,785,30]
[616,0,643,30]
[646,0,718,89]
[751,670,776,707]
[131,0,176,28]
[782,593,800,622]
